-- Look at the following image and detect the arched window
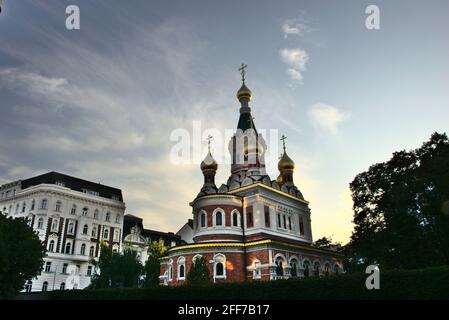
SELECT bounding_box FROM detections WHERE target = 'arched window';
[232,211,239,227]
[60,282,65,290]
[15,203,19,214]
[94,209,99,219]
[42,281,48,292]
[277,213,281,228]
[214,254,226,278]
[70,205,77,215]
[214,209,223,226]
[115,214,120,223]
[37,218,44,229]
[65,242,72,254]
[55,201,62,212]
[82,224,88,235]
[82,207,88,216]
[192,254,203,264]
[48,240,55,252]
[200,212,206,228]
[303,260,310,277]
[178,257,186,280]
[313,262,321,276]
[105,212,111,222]
[21,202,26,213]
[31,200,35,211]
[168,259,173,281]
[41,199,48,210]
[25,281,32,292]
[275,256,284,277]
[216,262,224,276]
[290,259,299,277]
[91,226,97,237]
[288,216,292,230]
[89,246,95,257]
[80,244,86,255]
[333,264,340,275]
[68,222,74,234]
[324,263,330,276]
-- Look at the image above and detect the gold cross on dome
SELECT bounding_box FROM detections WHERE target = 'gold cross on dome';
[238,63,248,82]
[280,134,287,152]
[206,134,213,152]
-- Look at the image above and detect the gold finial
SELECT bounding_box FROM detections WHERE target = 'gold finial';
[238,63,248,82]
[206,134,213,152]
[280,134,287,153]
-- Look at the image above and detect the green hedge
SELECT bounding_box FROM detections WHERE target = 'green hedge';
[47,266,449,300]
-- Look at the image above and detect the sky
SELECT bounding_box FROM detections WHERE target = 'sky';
[0,0,448,244]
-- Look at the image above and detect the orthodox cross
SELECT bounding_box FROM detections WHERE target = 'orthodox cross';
[238,63,248,82]
[280,134,287,153]
[206,134,213,152]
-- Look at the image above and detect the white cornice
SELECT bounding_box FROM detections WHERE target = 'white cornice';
[1,184,125,210]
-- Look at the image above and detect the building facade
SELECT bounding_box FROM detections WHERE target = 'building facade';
[122,214,184,266]
[160,71,344,286]
[0,171,125,292]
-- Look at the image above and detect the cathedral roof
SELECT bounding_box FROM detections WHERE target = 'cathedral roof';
[237,112,257,132]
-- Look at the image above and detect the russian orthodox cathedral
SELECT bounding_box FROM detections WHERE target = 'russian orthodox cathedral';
[160,65,343,285]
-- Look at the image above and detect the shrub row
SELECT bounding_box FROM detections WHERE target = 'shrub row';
[47,266,449,300]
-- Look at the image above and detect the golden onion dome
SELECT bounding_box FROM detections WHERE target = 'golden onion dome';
[200,151,218,171]
[236,82,252,101]
[278,152,295,171]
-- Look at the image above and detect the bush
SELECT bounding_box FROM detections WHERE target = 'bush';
[48,266,449,300]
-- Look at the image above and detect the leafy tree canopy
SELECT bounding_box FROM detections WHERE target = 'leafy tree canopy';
[0,215,45,299]
[144,239,167,288]
[347,132,449,271]
[186,256,211,286]
[90,242,143,289]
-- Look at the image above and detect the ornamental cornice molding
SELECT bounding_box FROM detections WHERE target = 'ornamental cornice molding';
[4,184,125,210]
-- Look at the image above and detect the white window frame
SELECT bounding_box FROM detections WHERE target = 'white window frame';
[41,199,48,210]
[55,201,62,212]
[213,208,225,227]
[37,217,44,229]
[253,259,261,279]
[213,254,226,279]
[231,209,240,227]
[67,222,75,235]
[177,256,186,280]
[168,259,173,281]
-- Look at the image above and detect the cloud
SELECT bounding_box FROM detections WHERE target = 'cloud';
[279,48,309,69]
[282,19,311,38]
[285,68,303,82]
[279,48,309,84]
[308,103,349,134]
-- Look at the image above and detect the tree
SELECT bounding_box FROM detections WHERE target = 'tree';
[90,242,143,289]
[0,215,45,299]
[313,236,333,249]
[186,256,211,286]
[144,240,167,287]
[347,132,449,271]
